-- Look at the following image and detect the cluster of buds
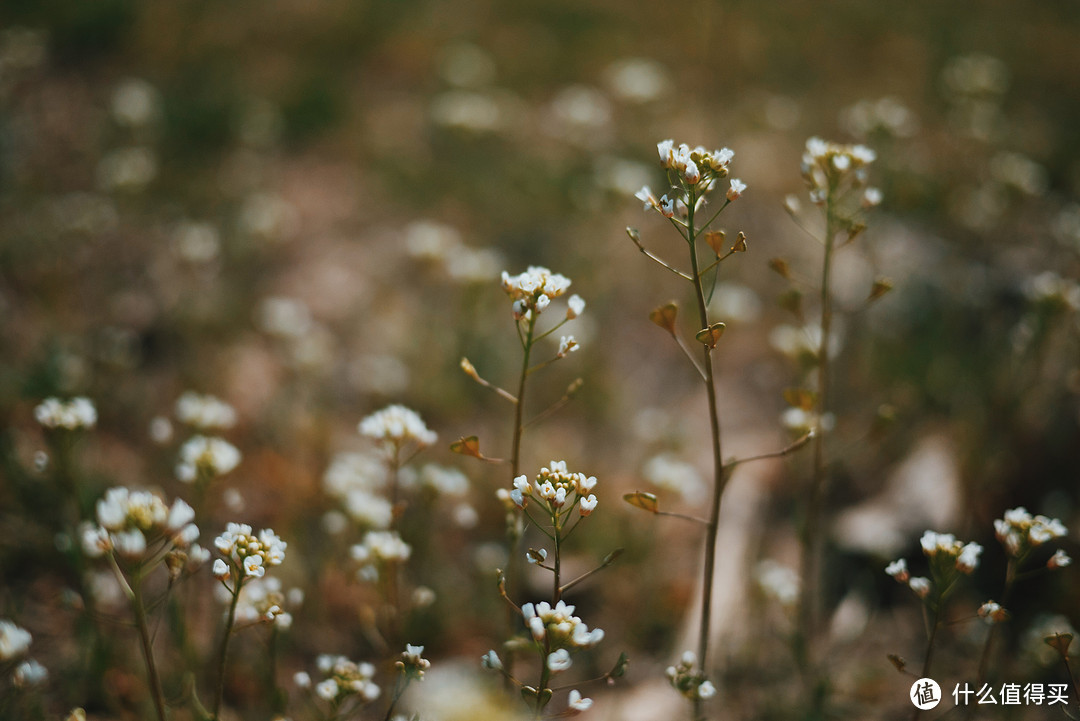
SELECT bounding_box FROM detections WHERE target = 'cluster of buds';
[358,404,437,448]
[799,137,881,209]
[212,523,286,583]
[175,391,237,431]
[636,140,744,219]
[921,531,983,573]
[503,460,597,516]
[993,507,1068,559]
[34,397,97,430]
[295,654,380,704]
[884,531,982,601]
[521,600,604,650]
[350,530,412,582]
[175,435,241,483]
[82,487,202,565]
[500,266,575,320]
[666,651,716,701]
[395,644,432,680]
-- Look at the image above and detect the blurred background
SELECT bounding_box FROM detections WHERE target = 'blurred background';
[2,0,1079,719]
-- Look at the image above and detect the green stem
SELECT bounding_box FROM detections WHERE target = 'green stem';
[798,190,836,692]
[132,568,168,721]
[685,188,726,721]
[911,610,941,721]
[506,314,536,685]
[212,577,242,720]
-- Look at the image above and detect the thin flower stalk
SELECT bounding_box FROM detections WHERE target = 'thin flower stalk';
[632,141,747,719]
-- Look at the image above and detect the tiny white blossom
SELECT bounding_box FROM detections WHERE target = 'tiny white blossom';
[294,671,312,688]
[908,577,931,598]
[566,294,585,319]
[1049,549,1072,569]
[885,558,909,583]
[697,680,716,699]
[567,689,593,712]
[547,649,572,672]
[726,178,746,201]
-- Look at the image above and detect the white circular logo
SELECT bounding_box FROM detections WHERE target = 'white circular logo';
[910,678,941,710]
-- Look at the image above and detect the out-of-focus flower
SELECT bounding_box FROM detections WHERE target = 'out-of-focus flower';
[359,405,437,448]
[351,531,412,582]
[978,601,1009,624]
[175,392,237,431]
[755,560,800,606]
[0,620,32,660]
[34,397,97,430]
[604,57,670,103]
[12,658,48,687]
[642,454,705,504]
[111,78,162,128]
[175,435,241,482]
[97,147,157,192]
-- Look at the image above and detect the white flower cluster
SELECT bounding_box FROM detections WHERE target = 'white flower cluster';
[521,600,604,650]
[359,405,437,447]
[81,487,201,561]
[0,620,32,661]
[800,137,880,207]
[175,435,242,483]
[502,460,597,516]
[395,643,432,680]
[34,397,97,430]
[232,577,303,630]
[350,530,412,582]
[920,530,983,573]
[175,391,237,431]
[994,507,1068,557]
[296,654,380,704]
[213,523,286,582]
[885,530,982,600]
[500,266,574,320]
[666,651,716,701]
[636,140,743,219]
